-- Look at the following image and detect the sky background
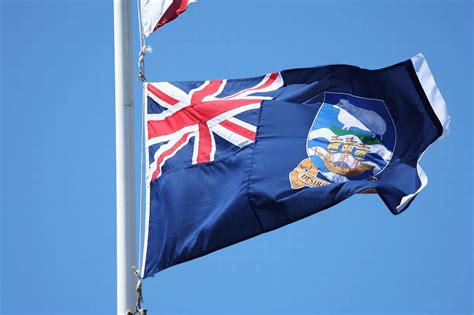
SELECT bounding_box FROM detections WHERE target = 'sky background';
[1,0,473,314]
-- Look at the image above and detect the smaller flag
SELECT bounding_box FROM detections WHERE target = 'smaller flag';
[140,0,192,37]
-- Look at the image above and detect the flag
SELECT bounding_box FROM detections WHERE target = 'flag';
[141,54,449,278]
[140,0,192,37]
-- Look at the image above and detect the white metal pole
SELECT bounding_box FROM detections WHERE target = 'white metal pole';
[114,0,136,314]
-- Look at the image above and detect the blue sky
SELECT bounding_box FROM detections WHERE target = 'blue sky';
[1,0,472,314]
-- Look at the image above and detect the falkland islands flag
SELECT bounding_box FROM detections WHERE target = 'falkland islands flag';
[141,54,450,278]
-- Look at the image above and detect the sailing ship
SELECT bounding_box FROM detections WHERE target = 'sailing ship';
[311,136,374,177]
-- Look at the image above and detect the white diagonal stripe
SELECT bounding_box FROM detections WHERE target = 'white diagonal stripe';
[149,132,194,179]
[206,103,261,129]
[147,124,198,147]
[202,80,227,102]
[224,73,284,100]
[211,124,254,148]
[226,117,257,133]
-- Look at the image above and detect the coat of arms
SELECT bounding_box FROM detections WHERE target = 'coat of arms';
[290,92,396,189]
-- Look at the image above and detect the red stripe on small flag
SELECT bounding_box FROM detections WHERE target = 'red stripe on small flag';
[153,0,189,31]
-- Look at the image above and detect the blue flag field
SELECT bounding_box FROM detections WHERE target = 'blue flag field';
[141,53,449,278]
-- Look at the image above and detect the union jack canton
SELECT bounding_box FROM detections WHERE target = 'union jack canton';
[146,72,284,181]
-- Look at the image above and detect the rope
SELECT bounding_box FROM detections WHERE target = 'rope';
[131,266,146,315]
[133,3,149,314]
[137,0,152,82]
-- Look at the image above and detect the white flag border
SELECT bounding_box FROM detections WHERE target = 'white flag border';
[396,53,450,213]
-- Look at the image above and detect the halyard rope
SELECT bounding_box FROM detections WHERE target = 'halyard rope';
[131,266,145,314]
[137,0,152,82]
[135,2,151,313]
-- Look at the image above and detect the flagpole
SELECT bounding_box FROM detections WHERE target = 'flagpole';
[114,0,136,314]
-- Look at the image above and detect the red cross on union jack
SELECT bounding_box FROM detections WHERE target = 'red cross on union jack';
[146,72,284,181]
